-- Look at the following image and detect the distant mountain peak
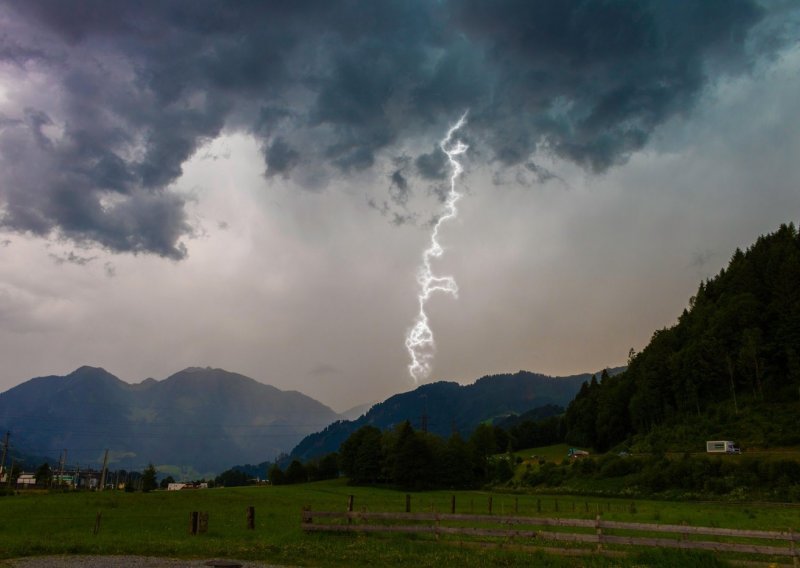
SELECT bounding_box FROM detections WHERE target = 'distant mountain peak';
[69,365,112,376]
[66,366,123,385]
[0,366,341,474]
[180,366,219,373]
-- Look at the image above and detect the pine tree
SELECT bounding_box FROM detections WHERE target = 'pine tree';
[141,463,158,492]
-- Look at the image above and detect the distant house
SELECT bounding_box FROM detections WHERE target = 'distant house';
[167,482,208,491]
[706,440,740,454]
[74,470,102,489]
[16,473,37,487]
[567,448,590,459]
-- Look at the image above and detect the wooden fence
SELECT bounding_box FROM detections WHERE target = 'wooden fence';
[301,508,800,562]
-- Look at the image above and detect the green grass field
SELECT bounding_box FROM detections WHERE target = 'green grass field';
[514,443,576,464]
[2,479,800,566]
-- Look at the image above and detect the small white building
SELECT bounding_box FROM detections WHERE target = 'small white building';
[706,440,740,454]
[16,473,37,487]
[568,448,590,459]
[167,482,186,491]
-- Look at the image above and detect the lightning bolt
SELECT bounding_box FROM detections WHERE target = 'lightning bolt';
[405,112,469,383]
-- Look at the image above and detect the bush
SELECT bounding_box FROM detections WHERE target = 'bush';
[598,455,639,478]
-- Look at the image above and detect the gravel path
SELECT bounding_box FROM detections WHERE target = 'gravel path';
[0,557,287,568]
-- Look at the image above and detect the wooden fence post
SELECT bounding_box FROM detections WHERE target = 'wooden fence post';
[451,495,456,514]
[246,506,255,530]
[301,506,312,526]
[348,495,354,524]
[92,511,102,535]
[198,512,209,534]
[488,496,493,515]
[405,494,411,513]
[595,514,603,552]
[189,511,199,535]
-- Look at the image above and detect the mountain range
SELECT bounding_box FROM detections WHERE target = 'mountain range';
[1,365,620,475]
[289,369,624,461]
[0,366,339,475]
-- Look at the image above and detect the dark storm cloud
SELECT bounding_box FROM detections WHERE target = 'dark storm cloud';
[388,156,412,207]
[524,162,560,185]
[0,0,777,257]
[415,150,449,181]
[264,138,301,179]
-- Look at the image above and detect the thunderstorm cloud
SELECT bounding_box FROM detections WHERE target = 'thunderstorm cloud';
[0,0,784,258]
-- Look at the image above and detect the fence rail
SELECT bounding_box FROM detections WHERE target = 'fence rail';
[301,509,800,560]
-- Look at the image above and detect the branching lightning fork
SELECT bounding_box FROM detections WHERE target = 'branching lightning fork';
[405,112,469,383]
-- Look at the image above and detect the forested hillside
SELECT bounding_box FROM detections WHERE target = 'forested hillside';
[290,370,599,460]
[564,223,800,452]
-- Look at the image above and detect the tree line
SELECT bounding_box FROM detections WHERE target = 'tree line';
[334,418,561,490]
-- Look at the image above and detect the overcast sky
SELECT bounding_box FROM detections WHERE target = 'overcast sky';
[1,0,799,412]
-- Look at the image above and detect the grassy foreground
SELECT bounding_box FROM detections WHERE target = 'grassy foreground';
[1,479,799,566]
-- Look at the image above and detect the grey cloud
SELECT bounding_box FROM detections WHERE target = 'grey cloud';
[524,161,560,185]
[367,196,417,227]
[416,150,448,181]
[388,156,412,207]
[366,198,390,217]
[264,138,301,179]
[390,170,408,192]
[49,250,96,266]
[23,109,53,149]
[0,0,779,257]
[0,34,47,66]
[389,170,410,205]
[392,212,416,227]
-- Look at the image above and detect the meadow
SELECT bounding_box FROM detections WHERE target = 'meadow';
[2,478,800,567]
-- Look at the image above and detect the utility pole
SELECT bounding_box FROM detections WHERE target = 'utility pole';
[99,449,109,491]
[5,458,14,489]
[57,449,66,487]
[0,431,9,481]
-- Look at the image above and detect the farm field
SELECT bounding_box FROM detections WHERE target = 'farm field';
[514,443,575,464]
[1,479,800,566]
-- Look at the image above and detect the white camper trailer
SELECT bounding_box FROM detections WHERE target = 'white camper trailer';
[706,440,740,454]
